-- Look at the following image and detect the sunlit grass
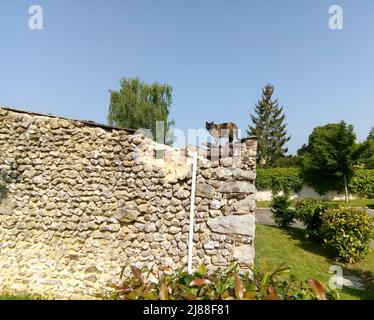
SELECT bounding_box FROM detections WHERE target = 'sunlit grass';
[256,198,374,209]
[0,293,43,300]
[255,224,374,300]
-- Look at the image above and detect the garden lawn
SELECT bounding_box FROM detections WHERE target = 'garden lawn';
[256,200,272,208]
[339,198,374,208]
[256,198,374,209]
[255,224,374,300]
[0,293,42,300]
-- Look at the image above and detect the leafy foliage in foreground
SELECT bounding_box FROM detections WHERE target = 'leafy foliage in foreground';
[106,263,339,300]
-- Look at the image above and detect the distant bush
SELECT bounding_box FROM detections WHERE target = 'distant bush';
[256,168,303,193]
[320,208,374,263]
[295,199,341,241]
[272,155,301,168]
[271,195,296,228]
[349,169,374,198]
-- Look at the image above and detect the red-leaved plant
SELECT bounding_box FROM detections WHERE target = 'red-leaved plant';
[104,262,339,300]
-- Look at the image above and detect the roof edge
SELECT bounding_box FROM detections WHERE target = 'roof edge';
[0,106,136,133]
[0,106,258,141]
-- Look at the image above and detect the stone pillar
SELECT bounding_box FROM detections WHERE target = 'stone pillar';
[202,137,257,270]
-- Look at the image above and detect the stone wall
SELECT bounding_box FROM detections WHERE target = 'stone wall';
[0,107,257,299]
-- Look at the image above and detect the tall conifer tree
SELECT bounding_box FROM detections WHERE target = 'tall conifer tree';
[247,84,290,167]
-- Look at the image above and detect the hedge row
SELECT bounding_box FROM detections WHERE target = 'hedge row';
[256,168,303,193]
[349,169,374,198]
[256,167,374,198]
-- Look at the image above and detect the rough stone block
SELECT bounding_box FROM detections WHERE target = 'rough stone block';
[210,199,221,210]
[234,195,256,213]
[195,183,215,199]
[232,244,254,266]
[114,208,139,223]
[219,181,255,194]
[231,168,256,181]
[207,215,255,236]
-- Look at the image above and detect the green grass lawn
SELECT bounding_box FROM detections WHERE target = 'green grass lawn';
[256,200,272,208]
[256,198,374,209]
[255,224,374,300]
[341,198,374,208]
[0,293,42,300]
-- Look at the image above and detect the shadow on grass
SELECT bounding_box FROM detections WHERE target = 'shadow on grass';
[340,268,374,300]
[272,225,374,300]
[368,204,374,210]
[270,225,337,262]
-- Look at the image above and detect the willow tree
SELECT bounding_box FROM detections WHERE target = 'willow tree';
[108,77,174,144]
[247,84,290,167]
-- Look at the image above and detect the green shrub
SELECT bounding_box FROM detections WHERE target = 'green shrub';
[256,167,303,193]
[320,208,374,263]
[295,199,340,241]
[106,262,339,300]
[349,169,374,198]
[271,195,296,228]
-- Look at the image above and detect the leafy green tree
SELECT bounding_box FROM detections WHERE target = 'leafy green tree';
[247,84,290,167]
[358,127,374,169]
[108,77,174,144]
[368,127,374,140]
[298,121,367,202]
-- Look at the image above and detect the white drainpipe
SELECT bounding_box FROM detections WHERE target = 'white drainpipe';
[187,152,198,274]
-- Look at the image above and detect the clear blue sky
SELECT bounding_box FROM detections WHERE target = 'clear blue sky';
[1,0,373,154]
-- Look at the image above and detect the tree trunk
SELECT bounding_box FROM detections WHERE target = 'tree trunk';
[344,173,349,203]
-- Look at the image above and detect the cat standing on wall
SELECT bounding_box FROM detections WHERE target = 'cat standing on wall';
[205,121,239,144]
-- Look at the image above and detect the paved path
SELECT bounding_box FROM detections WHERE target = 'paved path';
[255,208,304,228]
[255,208,374,248]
